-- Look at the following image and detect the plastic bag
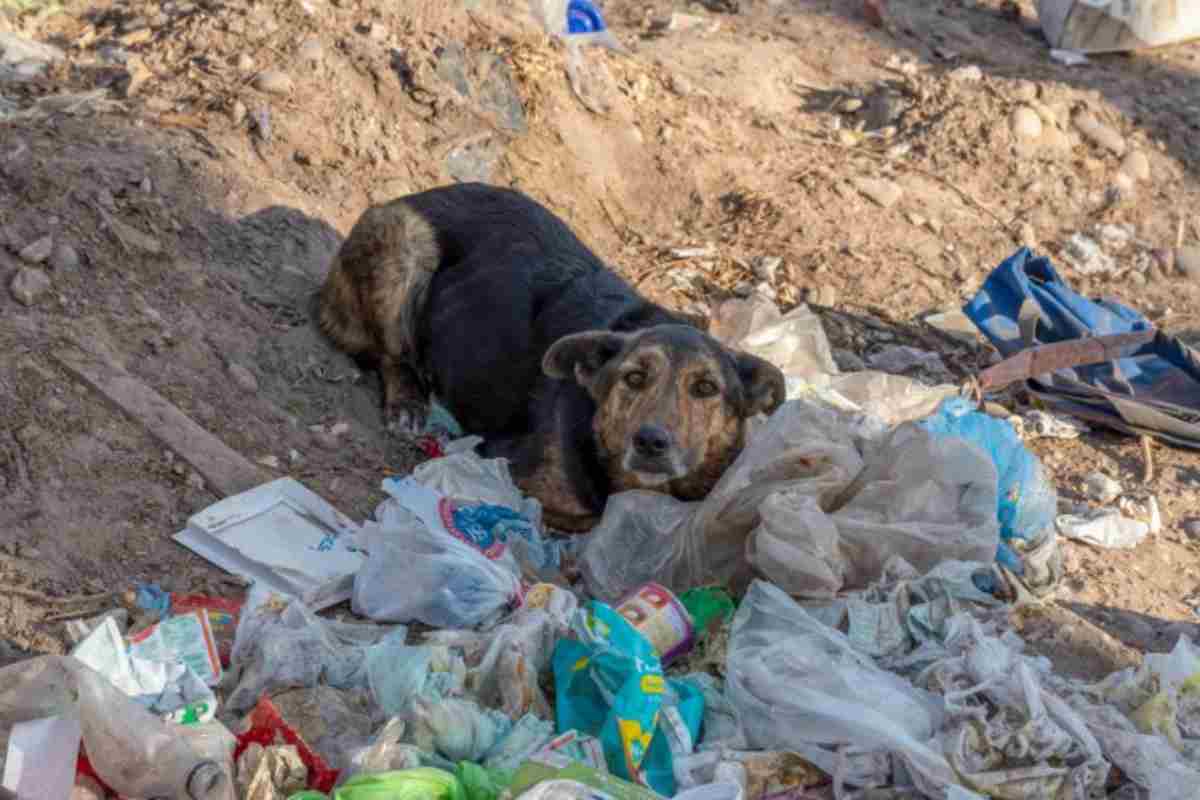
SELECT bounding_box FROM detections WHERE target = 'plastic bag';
[0,656,227,800]
[71,615,217,724]
[294,767,467,800]
[709,297,958,425]
[582,399,1001,602]
[507,764,662,800]
[1037,0,1200,53]
[552,601,704,796]
[726,581,955,795]
[425,591,577,721]
[353,452,564,626]
[920,397,1061,593]
[407,696,513,763]
[581,399,864,601]
[227,585,406,713]
[530,0,623,50]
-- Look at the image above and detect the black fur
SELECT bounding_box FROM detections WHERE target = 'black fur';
[406,183,690,509]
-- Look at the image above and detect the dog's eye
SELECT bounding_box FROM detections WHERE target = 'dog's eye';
[693,379,720,398]
[624,370,647,389]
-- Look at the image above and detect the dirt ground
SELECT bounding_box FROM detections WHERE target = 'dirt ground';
[1,0,1199,666]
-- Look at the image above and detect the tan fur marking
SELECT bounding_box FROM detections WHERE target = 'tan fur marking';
[317,199,440,365]
[516,405,602,533]
[592,345,747,501]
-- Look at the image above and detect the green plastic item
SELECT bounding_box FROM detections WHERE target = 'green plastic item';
[678,587,735,640]
[289,767,466,800]
[455,761,510,800]
[507,761,662,800]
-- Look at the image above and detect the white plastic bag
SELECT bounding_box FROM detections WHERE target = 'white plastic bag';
[352,499,522,628]
[582,399,1000,602]
[1038,0,1200,53]
[726,581,956,795]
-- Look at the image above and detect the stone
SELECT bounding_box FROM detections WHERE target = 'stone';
[253,69,294,95]
[833,348,865,372]
[10,267,51,305]
[475,54,527,134]
[1073,109,1126,156]
[298,39,323,67]
[18,235,53,264]
[186,471,206,490]
[667,73,693,96]
[445,138,500,183]
[1084,471,1122,504]
[1019,222,1038,248]
[228,363,259,393]
[230,99,247,125]
[814,284,838,307]
[1063,233,1114,275]
[852,176,903,208]
[257,455,281,470]
[1184,519,1200,540]
[868,345,946,374]
[1010,105,1043,140]
[330,421,351,437]
[1111,172,1135,196]
[666,12,707,31]
[312,431,339,450]
[948,64,982,82]
[753,255,782,283]
[1177,245,1200,280]
[840,97,863,113]
[1120,150,1150,182]
[0,33,65,68]
[237,53,256,72]
[107,217,162,254]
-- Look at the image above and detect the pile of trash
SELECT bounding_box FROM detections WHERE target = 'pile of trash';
[3,248,1200,800]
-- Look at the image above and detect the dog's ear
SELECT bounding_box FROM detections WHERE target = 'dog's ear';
[543,331,629,387]
[735,351,786,418]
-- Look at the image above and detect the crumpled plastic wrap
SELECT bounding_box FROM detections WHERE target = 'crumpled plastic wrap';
[725,566,1200,799]
[710,298,957,425]
[726,581,955,797]
[581,399,1000,602]
[425,586,578,721]
[353,450,563,628]
[226,585,406,713]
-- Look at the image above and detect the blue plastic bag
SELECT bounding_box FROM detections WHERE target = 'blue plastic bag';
[552,602,703,796]
[919,397,1059,588]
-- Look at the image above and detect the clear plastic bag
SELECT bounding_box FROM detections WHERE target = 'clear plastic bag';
[582,399,1000,602]
[227,585,406,713]
[353,451,558,626]
[0,656,227,800]
[726,581,955,795]
[424,595,576,721]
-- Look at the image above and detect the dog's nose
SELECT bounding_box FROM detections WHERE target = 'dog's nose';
[633,425,671,457]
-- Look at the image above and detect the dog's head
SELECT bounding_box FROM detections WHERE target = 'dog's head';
[543,324,785,500]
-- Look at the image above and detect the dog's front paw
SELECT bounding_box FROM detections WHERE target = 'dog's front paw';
[385,400,428,436]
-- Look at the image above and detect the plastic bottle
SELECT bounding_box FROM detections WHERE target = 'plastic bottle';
[0,656,227,800]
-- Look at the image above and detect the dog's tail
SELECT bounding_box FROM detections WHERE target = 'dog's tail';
[315,198,440,362]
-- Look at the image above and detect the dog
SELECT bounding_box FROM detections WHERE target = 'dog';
[317,183,785,531]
